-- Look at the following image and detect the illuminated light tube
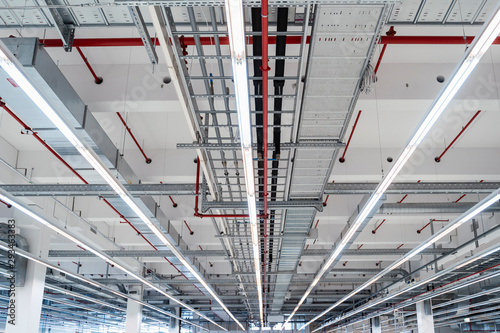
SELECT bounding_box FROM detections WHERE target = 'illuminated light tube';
[0,240,208,331]
[304,189,500,332]
[0,40,244,330]
[0,190,223,331]
[224,0,263,326]
[285,3,500,329]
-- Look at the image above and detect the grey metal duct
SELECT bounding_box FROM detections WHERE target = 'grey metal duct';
[0,38,218,298]
[0,223,28,286]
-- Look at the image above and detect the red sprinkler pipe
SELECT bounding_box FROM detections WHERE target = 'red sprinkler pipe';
[339,110,362,163]
[0,100,214,299]
[372,219,387,234]
[0,199,12,208]
[417,219,449,234]
[374,26,396,75]
[168,196,178,208]
[261,0,271,317]
[323,181,334,207]
[435,110,481,162]
[75,47,103,84]
[116,112,152,164]
[397,180,420,203]
[396,244,404,250]
[184,220,194,235]
[198,246,213,267]
[454,180,484,203]
[41,35,500,48]
[0,98,88,184]
[193,156,264,218]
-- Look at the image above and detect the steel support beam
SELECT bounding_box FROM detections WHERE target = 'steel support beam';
[0,183,196,197]
[3,182,496,197]
[324,182,500,195]
[128,6,158,64]
[47,247,453,258]
[177,142,346,150]
[43,0,75,51]
[203,200,324,212]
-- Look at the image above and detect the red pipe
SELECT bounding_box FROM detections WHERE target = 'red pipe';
[455,180,484,203]
[0,199,12,208]
[198,246,213,267]
[374,44,388,75]
[374,26,396,75]
[168,195,178,208]
[435,110,481,162]
[116,112,152,164]
[339,110,362,163]
[314,219,320,229]
[391,262,500,310]
[398,180,420,204]
[261,0,271,317]
[397,194,408,204]
[417,219,449,234]
[0,99,211,297]
[40,36,500,48]
[323,181,334,207]
[75,47,103,84]
[1,98,88,184]
[184,220,194,235]
[372,219,387,234]
[194,157,200,216]
[396,244,404,250]
[193,156,264,218]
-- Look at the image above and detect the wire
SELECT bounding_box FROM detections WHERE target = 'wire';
[359,63,376,94]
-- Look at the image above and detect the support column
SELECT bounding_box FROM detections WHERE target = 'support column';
[125,285,144,333]
[371,316,381,333]
[170,307,180,333]
[5,224,50,333]
[416,299,435,333]
[346,325,354,333]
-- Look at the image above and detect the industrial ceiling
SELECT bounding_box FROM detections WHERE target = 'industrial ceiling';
[0,0,500,332]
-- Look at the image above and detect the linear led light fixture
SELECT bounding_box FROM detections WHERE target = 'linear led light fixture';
[284,2,500,328]
[329,250,500,333]
[224,0,264,327]
[307,188,500,332]
[0,40,244,331]
[0,240,208,331]
[0,188,220,330]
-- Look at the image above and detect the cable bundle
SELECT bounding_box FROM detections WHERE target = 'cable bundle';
[359,63,377,94]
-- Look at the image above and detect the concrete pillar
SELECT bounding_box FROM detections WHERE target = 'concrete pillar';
[125,285,144,333]
[416,299,435,333]
[5,224,50,333]
[170,307,180,333]
[346,325,354,333]
[371,316,381,333]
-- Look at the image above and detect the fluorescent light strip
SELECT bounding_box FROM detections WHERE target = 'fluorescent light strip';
[304,189,500,331]
[0,40,244,330]
[329,260,500,333]
[284,3,500,328]
[0,191,222,330]
[224,0,264,326]
[0,241,208,331]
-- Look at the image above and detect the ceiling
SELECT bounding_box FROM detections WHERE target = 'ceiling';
[1,0,500,332]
